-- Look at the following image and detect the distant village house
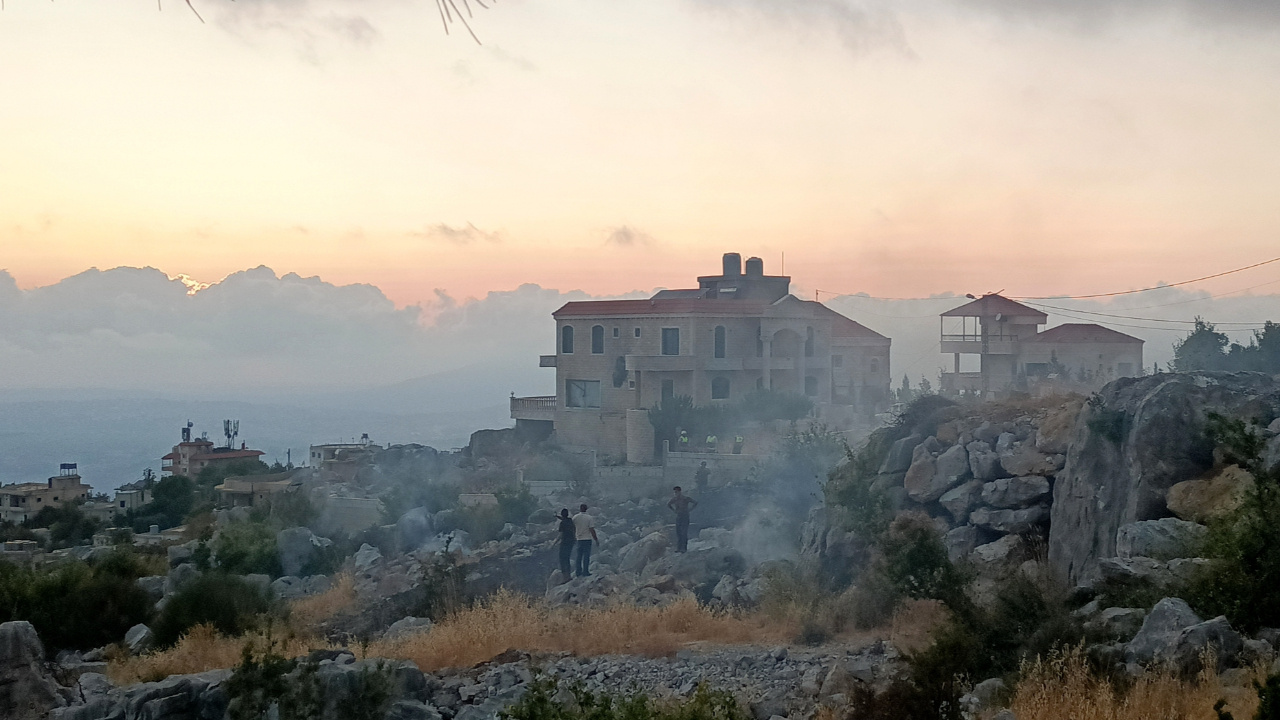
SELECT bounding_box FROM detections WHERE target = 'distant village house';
[0,463,93,524]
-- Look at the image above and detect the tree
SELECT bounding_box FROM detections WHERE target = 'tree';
[1172,318,1229,372]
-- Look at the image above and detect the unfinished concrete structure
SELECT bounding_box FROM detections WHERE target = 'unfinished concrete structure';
[0,464,93,524]
[940,294,1144,397]
[512,253,891,462]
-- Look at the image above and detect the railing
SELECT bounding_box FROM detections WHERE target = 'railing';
[510,396,556,413]
[940,333,1021,343]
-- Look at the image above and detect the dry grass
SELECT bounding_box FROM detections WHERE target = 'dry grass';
[107,624,322,685]
[1011,646,1264,720]
[287,572,357,633]
[368,589,795,672]
[887,599,949,654]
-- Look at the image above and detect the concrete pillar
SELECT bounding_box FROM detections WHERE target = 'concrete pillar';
[762,338,772,390]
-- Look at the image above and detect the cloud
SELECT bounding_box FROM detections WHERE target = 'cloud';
[604,225,655,247]
[954,0,1280,30]
[410,222,503,245]
[688,0,910,57]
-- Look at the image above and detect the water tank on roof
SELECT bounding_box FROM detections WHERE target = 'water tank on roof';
[745,257,764,276]
[722,252,742,277]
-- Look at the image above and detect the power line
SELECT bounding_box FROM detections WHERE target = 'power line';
[1021,301,1271,326]
[1009,255,1280,300]
[1031,304,1270,333]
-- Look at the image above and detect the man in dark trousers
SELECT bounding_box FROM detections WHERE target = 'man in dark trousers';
[556,508,575,579]
[667,486,698,553]
[694,461,710,493]
[572,503,598,577]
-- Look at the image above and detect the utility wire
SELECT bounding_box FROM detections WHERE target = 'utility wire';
[1009,255,1280,300]
[1020,301,1270,326]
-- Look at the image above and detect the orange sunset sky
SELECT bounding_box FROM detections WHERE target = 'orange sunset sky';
[3,1,1280,307]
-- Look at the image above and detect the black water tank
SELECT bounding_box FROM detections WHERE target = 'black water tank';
[745,256,764,276]
[722,253,742,277]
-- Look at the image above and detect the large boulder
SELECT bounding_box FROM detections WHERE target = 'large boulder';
[981,476,1051,509]
[906,443,970,503]
[969,505,1049,534]
[0,621,67,720]
[397,508,437,551]
[999,445,1063,478]
[1125,597,1202,665]
[618,532,669,574]
[277,527,334,578]
[967,441,1004,481]
[1049,373,1280,586]
[939,481,984,525]
[1166,465,1255,523]
[1115,518,1208,561]
[880,434,923,474]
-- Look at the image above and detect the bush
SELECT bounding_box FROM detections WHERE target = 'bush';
[501,675,750,720]
[0,549,154,651]
[215,521,282,577]
[152,572,274,647]
[26,503,101,548]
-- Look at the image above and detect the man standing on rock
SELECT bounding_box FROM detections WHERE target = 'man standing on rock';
[556,508,575,579]
[667,486,698,553]
[572,503,598,577]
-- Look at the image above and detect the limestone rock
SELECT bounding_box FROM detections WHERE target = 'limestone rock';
[1085,608,1147,641]
[124,624,154,655]
[880,434,923,474]
[906,444,970,503]
[1170,617,1243,674]
[981,476,1051,509]
[1125,597,1202,665]
[939,481,984,525]
[1115,518,1208,561]
[969,505,1049,534]
[277,527,334,578]
[999,445,1062,478]
[903,446,939,502]
[618,532,669,574]
[1166,465,1255,523]
[971,535,1026,577]
[944,526,979,563]
[354,543,383,571]
[165,562,199,596]
[967,441,1004,481]
[0,621,67,720]
[1049,372,1280,587]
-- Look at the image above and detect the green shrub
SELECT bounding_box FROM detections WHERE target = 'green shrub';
[215,521,282,577]
[26,503,101,548]
[152,572,274,647]
[0,549,154,651]
[879,513,970,612]
[1255,673,1280,720]
[501,675,749,720]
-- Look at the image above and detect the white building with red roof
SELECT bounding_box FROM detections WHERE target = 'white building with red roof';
[161,423,265,478]
[511,253,891,463]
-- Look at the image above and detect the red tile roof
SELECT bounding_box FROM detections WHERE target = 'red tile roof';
[1030,323,1144,344]
[941,294,1047,320]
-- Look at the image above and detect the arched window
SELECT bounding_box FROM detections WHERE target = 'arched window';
[591,325,605,354]
[711,376,731,400]
[561,325,574,354]
[805,327,815,357]
[714,326,727,359]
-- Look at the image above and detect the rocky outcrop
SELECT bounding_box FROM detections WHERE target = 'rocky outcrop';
[1166,465,1255,523]
[1114,518,1207,561]
[0,621,69,720]
[1049,373,1280,586]
[278,527,335,577]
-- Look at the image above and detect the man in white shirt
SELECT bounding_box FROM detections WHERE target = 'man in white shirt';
[572,503,598,577]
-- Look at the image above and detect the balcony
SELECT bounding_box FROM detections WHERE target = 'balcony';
[510,395,556,422]
[539,355,557,368]
[940,333,1020,356]
[625,354,696,372]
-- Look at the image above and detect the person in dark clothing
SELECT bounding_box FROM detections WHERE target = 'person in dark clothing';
[556,508,575,578]
[694,461,710,492]
[667,486,698,553]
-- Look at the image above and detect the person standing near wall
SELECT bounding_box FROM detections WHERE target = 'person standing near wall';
[556,508,575,579]
[572,503,598,577]
[733,434,744,454]
[694,461,710,493]
[667,486,698,553]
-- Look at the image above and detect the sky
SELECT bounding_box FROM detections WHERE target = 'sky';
[3,0,1280,306]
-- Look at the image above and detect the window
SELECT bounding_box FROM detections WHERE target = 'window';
[613,327,620,338]
[756,377,764,390]
[805,327,815,357]
[628,380,636,389]
[661,328,680,355]
[565,380,601,408]
[870,357,879,374]
[120,500,126,508]
[591,325,605,354]
[714,326,727,359]
[661,379,675,401]
[832,354,843,367]
[805,376,818,396]
[634,327,641,338]
[711,376,730,399]
[561,326,574,354]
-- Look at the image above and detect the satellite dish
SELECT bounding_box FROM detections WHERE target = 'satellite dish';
[995,313,1004,322]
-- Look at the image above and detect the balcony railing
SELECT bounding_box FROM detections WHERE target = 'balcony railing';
[940,332,1021,343]
[511,395,557,421]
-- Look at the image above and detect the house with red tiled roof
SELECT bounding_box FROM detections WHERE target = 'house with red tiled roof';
[511,253,891,463]
[161,423,265,478]
[940,294,1143,397]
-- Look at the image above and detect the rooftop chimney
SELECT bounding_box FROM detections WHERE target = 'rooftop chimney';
[745,256,764,277]
[722,253,742,277]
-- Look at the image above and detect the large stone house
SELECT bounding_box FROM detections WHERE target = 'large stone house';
[0,464,93,524]
[511,253,891,463]
[161,424,265,478]
[940,294,1144,397]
